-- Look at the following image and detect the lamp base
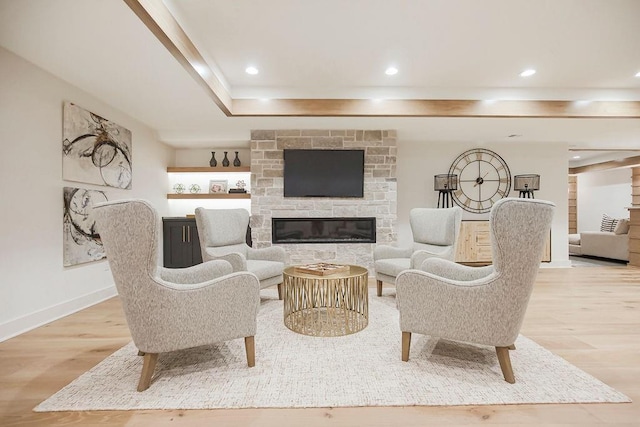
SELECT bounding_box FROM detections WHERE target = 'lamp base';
[438,190,454,208]
[518,190,535,198]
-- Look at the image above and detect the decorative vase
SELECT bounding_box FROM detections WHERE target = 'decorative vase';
[233,151,241,167]
[209,151,217,167]
[222,151,230,167]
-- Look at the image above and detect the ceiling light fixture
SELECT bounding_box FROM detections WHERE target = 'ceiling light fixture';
[519,69,536,77]
[635,71,640,77]
[245,66,259,75]
[572,155,581,159]
[385,67,398,76]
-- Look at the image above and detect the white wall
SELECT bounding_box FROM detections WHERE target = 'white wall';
[0,47,173,341]
[396,141,569,265]
[576,168,632,231]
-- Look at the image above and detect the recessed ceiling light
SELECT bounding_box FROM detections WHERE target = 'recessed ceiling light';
[572,155,581,159]
[385,67,398,76]
[245,66,259,75]
[519,69,536,77]
[635,71,640,77]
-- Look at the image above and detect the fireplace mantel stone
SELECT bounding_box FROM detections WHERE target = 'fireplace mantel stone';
[250,129,397,271]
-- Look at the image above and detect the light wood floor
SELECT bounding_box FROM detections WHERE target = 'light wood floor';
[1,266,639,426]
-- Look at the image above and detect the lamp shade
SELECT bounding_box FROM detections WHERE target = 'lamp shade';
[514,174,540,191]
[434,174,458,191]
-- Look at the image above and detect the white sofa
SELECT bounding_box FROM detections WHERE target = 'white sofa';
[568,231,629,262]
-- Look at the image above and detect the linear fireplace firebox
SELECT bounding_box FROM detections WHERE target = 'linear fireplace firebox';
[272,217,376,244]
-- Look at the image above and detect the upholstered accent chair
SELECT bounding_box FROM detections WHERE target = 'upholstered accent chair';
[195,208,286,299]
[373,206,462,296]
[94,200,261,392]
[395,198,555,383]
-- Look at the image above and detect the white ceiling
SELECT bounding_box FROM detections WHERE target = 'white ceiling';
[1,0,639,152]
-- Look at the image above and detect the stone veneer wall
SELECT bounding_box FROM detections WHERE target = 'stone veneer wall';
[250,129,397,272]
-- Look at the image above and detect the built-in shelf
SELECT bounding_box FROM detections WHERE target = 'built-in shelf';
[167,166,251,200]
[167,166,251,173]
[167,193,251,200]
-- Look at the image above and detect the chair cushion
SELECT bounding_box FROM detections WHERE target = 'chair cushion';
[374,258,411,278]
[410,208,457,246]
[246,259,284,281]
[197,208,249,247]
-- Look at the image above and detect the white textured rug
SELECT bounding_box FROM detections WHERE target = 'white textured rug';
[35,290,630,411]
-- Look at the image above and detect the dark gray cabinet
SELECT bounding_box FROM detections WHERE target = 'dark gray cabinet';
[162,217,253,268]
[162,217,203,268]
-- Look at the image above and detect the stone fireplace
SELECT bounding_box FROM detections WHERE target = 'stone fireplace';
[250,129,397,271]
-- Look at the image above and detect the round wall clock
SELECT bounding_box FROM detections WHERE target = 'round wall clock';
[448,148,511,214]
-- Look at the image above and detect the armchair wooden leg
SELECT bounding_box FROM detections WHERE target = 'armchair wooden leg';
[402,332,411,362]
[137,353,158,392]
[508,344,516,350]
[496,347,515,384]
[245,336,256,367]
[377,280,383,297]
[277,283,283,300]
[137,350,145,356]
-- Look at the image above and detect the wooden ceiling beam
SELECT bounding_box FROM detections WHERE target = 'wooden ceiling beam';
[125,1,640,119]
[123,0,233,116]
[569,155,640,174]
[232,99,640,118]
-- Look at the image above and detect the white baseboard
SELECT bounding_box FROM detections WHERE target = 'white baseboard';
[541,260,572,268]
[0,285,117,342]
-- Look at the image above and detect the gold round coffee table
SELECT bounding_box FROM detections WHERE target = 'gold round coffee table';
[282,264,369,337]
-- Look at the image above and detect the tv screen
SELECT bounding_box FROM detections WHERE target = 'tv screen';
[283,149,364,198]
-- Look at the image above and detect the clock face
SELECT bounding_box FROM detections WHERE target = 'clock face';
[448,148,511,214]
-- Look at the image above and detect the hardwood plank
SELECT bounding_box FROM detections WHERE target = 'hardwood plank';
[1,268,639,426]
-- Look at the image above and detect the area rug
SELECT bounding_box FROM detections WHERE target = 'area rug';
[35,290,630,411]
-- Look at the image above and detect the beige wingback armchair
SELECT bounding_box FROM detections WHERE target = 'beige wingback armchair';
[94,200,261,391]
[395,198,555,383]
[373,206,462,296]
[195,208,286,299]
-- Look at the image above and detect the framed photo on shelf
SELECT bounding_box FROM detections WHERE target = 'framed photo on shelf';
[209,180,228,194]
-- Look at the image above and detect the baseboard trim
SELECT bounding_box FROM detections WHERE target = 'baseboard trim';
[541,260,572,268]
[0,285,117,342]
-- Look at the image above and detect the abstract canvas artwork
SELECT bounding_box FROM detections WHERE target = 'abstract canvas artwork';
[63,187,108,266]
[63,102,132,189]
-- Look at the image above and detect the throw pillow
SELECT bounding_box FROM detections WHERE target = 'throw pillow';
[600,214,618,232]
[614,218,630,235]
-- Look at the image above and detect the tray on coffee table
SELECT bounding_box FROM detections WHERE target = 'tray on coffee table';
[294,263,350,276]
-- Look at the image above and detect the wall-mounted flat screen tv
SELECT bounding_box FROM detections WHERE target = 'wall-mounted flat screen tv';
[283,149,365,198]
